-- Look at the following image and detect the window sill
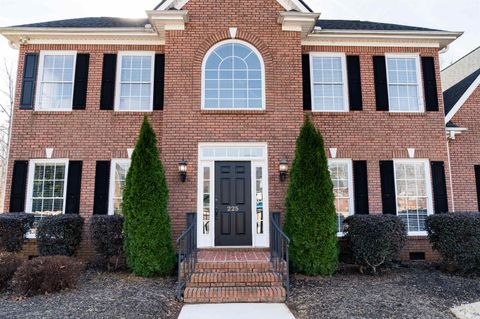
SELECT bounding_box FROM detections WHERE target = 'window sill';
[309,111,351,116]
[388,112,426,117]
[200,109,267,115]
[32,111,73,116]
[113,111,156,116]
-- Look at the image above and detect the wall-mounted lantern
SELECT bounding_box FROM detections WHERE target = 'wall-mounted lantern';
[178,159,188,182]
[279,159,289,182]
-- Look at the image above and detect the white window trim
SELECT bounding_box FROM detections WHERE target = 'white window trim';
[35,51,77,112]
[328,158,355,237]
[197,143,269,248]
[309,52,350,113]
[393,159,433,236]
[114,51,155,112]
[201,39,266,111]
[108,159,131,216]
[385,53,425,113]
[25,159,69,239]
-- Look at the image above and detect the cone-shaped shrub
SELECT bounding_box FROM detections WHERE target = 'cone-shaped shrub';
[123,116,175,277]
[284,116,338,276]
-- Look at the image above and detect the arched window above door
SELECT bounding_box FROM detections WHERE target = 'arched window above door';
[202,40,265,110]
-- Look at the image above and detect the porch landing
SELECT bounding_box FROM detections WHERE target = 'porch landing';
[197,249,270,263]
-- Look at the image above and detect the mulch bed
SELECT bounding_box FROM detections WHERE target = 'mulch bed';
[288,263,480,319]
[0,270,182,319]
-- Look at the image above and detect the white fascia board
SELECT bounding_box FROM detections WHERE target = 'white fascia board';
[303,30,462,49]
[445,74,480,123]
[278,12,319,37]
[0,27,163,46]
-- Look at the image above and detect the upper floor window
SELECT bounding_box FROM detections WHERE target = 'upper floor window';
[36,51,76,111]
[202,41,265,110]
[310,53,349,112]
[115,52,154,112]
[386,54,424,112]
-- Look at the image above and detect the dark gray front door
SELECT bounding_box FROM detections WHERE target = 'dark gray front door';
[215,161,252,246]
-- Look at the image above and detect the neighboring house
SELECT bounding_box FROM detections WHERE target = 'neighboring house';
[444,60,480,212]
[442,46,480,90]
[0,0,463,265]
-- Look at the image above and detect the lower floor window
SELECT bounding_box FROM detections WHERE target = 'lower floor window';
[26,160,69,237]
[110,160,131,215]
[328,159,354,234]
[394,160,432,233]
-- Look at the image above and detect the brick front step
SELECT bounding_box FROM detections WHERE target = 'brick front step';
[194,261,274,273]
[183,286,286,303]
[188,272,283,287]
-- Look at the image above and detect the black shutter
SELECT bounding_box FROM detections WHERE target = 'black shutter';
[72,54,90,110]
[475,166,480,211]
[430,161,448,214]
[373,56,389,111]
[93,161,110,215]
[421,57,439,112]
[302,54,312,111]
[65,161,82,214]
[353,161,369,214]
[9,161,28,212]
[153,54,165,110]
[347,56,363,111]
[100,54,117,110]
[380,161,396,215]
[20,53,39,110]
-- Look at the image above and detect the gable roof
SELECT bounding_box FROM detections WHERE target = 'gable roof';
[444,68,480,122]
[154,0,312,12]
[11,17,150,29]
[10,16,444,33]
[316,20,443,32]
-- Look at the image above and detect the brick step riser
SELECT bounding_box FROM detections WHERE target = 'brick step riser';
[194,263,274,273]
[188,282,283,288]
[187,273,283,287]
[183,287,286,304]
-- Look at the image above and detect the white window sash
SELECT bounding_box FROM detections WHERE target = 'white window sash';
[114,51,155,112]
[393,159,433,236]
[201,39,266,110]
[309,52,350,113]
[35,51,77,111]
[328,158,354,236]
[385,53,425,113]
[108,159,131,215]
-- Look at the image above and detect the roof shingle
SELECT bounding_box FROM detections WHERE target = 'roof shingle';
[12,17,150,29]
[443,68,480,115]
[316,19,442,32]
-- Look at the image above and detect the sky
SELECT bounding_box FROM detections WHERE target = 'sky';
[0,0,478,87]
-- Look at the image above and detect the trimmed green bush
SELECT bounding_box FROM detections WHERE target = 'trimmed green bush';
[13,256,84,296]
[0,213,34,252]
[426,213,480,273]
[344,215,406,273]
[90,215,124,271]
[123,116,175,277]
[37,215,84,256]
[0,253,22,290]
[284,116,338,276]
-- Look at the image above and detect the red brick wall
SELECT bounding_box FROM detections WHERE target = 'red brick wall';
[4,0,451,261]
[448,85,480,212]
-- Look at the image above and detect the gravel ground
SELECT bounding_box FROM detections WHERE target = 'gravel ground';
[0,271,182,319]
[288,263,480,319]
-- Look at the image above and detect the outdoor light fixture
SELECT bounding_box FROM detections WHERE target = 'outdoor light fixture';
[178,159,188,182]
[279,159,288,182]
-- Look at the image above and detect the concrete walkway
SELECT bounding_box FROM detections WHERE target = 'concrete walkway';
[451,302,480,319]
[178,303,296,319]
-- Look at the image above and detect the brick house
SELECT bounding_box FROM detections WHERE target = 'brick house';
[0,0,468,302]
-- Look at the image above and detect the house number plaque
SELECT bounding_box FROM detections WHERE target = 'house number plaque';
[227,206,240,212]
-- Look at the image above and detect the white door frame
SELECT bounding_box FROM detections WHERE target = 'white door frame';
[197,142,269,248]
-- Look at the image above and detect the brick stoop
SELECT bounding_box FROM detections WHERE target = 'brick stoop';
[183,249,286,304]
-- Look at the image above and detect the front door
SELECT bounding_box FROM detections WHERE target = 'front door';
[215,161,252,246]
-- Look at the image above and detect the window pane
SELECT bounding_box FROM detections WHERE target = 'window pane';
[329,161,352,233]
[203,167,211,234]
[118,54,153,111]
[311,56,346,112]
[203,42,263,109]
[387,57,421,112]
[395,162,430,233]
[112,161,131,215]
[31,163,66,214]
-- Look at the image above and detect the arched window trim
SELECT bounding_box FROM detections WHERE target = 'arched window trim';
[201,39,266,110]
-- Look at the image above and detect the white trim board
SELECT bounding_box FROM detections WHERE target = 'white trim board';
[445,73,480,123]
[156,0,311,12]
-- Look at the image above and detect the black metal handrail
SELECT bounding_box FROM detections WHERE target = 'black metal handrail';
[176,214,197,301]
[270,212,290,298]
